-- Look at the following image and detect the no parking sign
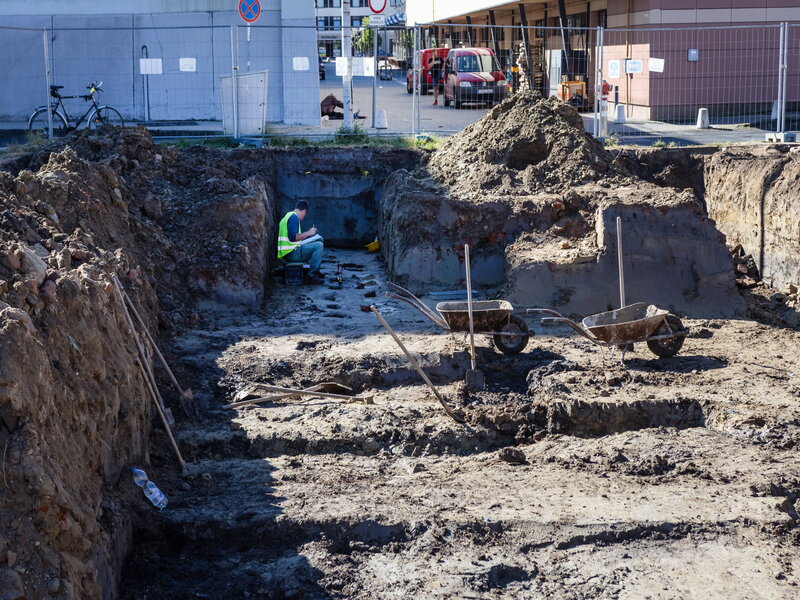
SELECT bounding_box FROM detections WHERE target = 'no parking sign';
[368,0,386,13]
[239,0,261,23]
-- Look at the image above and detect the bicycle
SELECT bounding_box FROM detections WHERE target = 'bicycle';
[28,81,124,137]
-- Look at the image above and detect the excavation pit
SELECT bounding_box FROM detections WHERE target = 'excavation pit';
[1,112,799,600]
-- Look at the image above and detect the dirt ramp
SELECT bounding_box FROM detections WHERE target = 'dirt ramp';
[427,94,614,197]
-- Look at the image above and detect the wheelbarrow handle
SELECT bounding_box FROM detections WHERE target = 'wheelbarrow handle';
[541,317,604,345]
[385,292,449,330]
[526,308,565,318]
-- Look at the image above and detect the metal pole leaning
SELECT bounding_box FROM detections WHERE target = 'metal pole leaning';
[370,306,464,423]
[42,28,53,140]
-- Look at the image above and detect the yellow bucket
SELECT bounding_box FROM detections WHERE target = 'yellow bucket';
[365,240,381,252]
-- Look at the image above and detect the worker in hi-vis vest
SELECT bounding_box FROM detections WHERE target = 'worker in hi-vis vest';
[277,200,325,284]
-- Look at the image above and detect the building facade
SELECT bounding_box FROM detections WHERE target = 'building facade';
[0,0,320,125]
[316,0,405,58]
[407,1,800,121]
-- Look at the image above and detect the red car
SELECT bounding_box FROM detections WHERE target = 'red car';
[406,48,450,94]
[442,48,508,108]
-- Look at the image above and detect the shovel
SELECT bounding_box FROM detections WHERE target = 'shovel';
[464,245,485,391]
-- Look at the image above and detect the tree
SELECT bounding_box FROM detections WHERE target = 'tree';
[351,16,382,54]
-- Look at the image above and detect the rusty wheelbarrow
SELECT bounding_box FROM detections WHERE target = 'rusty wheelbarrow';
[528,302,687,358]
[386,282,531,355]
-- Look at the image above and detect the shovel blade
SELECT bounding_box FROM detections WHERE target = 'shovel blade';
[466,368,485,391]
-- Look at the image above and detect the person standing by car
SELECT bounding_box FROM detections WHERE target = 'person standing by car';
[428,52,444,106]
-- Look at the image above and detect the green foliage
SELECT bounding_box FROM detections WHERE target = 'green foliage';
[603,136,619,147]
[351,17,383,54]
[651,139,666,148]
[333,123,369,145]
[161,137,240,148]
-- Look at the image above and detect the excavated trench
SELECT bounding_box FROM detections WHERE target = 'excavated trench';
[1,116,800,600]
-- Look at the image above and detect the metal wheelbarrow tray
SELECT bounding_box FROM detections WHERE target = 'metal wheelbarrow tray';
[529,302,688,358]
[386,283,531,355]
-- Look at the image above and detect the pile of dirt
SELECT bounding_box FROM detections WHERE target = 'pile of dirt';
[426,93,616,198]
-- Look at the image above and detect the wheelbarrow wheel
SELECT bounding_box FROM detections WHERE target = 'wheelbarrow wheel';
[646,315,686,358]
[493,315,530,355]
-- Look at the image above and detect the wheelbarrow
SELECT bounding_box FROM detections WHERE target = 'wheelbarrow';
[386,282,531,355]
[528,302,687,358]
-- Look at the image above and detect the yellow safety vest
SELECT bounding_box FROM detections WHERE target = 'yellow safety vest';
[277,211,301,259]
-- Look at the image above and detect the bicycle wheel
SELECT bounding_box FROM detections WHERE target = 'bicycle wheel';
[89,106,124,130]
[27,108,68,139]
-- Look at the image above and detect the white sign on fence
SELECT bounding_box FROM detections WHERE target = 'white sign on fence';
[649,57,665,73]
[625,59,643,74]
[351,57,375,77]
[139,58,163,75]
[179,58,196,72]
[608,60,620,79]
[293,56,310,71]
[335,57,348,76]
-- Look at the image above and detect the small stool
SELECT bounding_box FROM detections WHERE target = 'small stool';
[284,262,305,285]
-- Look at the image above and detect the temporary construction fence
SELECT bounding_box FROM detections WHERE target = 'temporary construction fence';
[1,21,799,146]
[410,22,798,142]
[0,21,413,146]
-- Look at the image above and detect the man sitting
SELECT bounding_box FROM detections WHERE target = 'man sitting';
[277,200,325,284]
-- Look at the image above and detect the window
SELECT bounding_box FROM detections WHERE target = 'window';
[352,0,369,7]
[352,16,363,27]
[535,19,546,40]
[317,16,341,31]
[316,0,341,7]
[566,13,587,29]
[457,53,500,73]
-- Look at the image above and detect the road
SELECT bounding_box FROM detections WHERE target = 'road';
[319,61,493,135]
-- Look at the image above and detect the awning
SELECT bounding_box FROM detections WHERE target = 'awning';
[385,13,405,26]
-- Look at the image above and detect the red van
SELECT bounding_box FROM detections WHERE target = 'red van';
[442,48,508,108]
[406,48,450,94]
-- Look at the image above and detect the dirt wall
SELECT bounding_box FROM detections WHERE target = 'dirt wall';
[0,129,283,600]
[381,96,745,318]
[0,147,159,600]
[704,145,800,292]
[272,148,419,248]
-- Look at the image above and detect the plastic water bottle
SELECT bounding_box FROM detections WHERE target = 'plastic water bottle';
[131,467,168,510]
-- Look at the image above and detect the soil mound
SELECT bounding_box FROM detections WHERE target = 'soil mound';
[427,93,613,197]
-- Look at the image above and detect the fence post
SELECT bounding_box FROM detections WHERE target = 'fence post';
[229,26,239,139]
[42,28,53,139]
[342,1,354,130]
[593,26,601,138]
[372,22,377,129]
[780,22,789,134]
[413,24,420,136]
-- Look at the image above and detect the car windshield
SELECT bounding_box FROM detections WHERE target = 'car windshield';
[457,54,499,72]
